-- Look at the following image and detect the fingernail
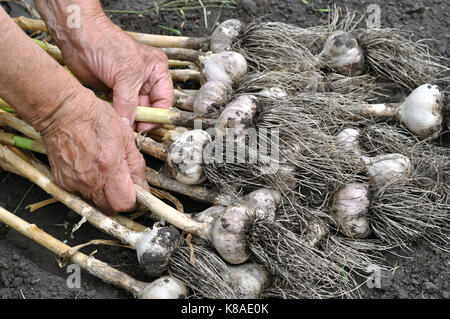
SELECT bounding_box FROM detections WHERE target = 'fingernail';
[121,117,131,127]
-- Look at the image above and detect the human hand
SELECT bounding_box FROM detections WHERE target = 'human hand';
[39,89,148,215]
[44,12,174,132]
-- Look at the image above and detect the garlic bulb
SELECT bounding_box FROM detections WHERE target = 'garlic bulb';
[162,126,189,144]
[335,127,361,156]
[256,87,288,99]
[193,206,226,240]
[210,19,245,53]
[141,276,189,299]
[136,225,180,277]
[331,183,371,239]
[361,154,412,188]
[228,264,270,299]
[216,95,258,135]
[398,84,443,138]
[166,130,212,185]
[276,164,298,192]
[336,128,412,189]
[302,71,327,91]
[243,188,282,221]
[211,205,250,264]
[193,80,232,114]
[303,219,330,247]
[201,52,248,86]
[319,31,365,76]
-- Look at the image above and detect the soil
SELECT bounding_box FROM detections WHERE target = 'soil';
[0,0,449,299]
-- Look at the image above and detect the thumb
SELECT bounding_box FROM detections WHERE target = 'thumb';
[112,80,140,126]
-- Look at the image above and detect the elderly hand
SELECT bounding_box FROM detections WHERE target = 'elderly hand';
[39,89,148,215]
[35,1,174,131]
[0,5,149,215]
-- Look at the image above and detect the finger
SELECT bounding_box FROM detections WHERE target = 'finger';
[134,65,173,131]
[136,122,162,132]
[53,172,78,193]
[112,80,140,126]
[125,133,149,191]
[73,168,117,215]
[139,94,151,107]
[89,188,117,216]
[148,66,174,110]
[104,159,137,213]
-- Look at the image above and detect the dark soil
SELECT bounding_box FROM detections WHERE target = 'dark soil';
[0,0,449,299]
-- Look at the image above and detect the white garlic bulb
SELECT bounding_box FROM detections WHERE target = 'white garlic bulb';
[210,19,245,53]
[243,188,282,221]
[166,130,211,185]
[211,205,250,264]
[216,95,258,135]
[193,80,232,114]
[201,52,248,86]
[361,153,412,188]
[398,84,443,138]
[331,183,371,239]
[228,264,269,299]
[141,276,189,299]
[319,31,365,76]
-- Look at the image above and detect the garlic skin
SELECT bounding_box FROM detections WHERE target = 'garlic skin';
[141,276,189,299]
[174,94,195,111]
[304,219,330,247]
[163,126,189,145]
[193,206,226,240]
[228,264,270,299]
[211,206,250,264]
[201,52,248,86]
[335,128,361,156]
[193,206,226,224]
[277,164,298,192]
[136,225,180,277]
[336,128,412,188]
[243,188,282,221]
[216,95,258,134]
[256,87,288,99]
[319,31,365,76]
[210,19,245,53]
[193,80,232,114]
[166,130,212,185]
[362,153,412,189]
[302,71,327,91]
[331,183,371,239]
[398,84,443,138]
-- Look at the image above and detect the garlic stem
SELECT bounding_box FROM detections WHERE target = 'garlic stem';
[14,16,208,49]
[0,205,188,299]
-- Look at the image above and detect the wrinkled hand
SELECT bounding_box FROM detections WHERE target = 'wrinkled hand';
[40,90,148,215]
[57,16,174,131]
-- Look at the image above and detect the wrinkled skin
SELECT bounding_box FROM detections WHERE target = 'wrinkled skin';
[35,1,174,131]
[41,90,148,215]
[60,30,174,132]
[0,2,168,214]
[3,0,174,213]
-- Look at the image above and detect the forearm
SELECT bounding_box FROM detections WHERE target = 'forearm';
[0,7,87,134]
